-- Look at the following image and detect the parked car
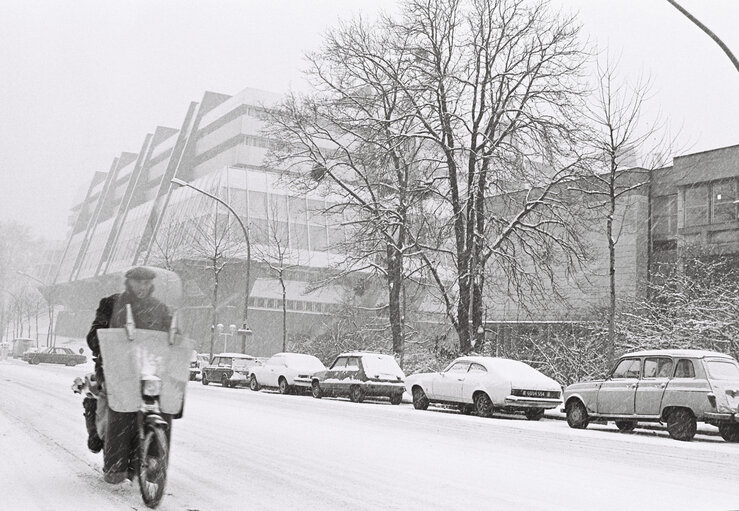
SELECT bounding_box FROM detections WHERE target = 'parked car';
[562,349,739,442]
[189,351,210,381]
[249,352,326,394]
[21,346,87,367]
[202,353,259,388]
[310,352,405,404]
[406,356,562,420]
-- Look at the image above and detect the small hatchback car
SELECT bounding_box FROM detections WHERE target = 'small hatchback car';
[202,353,259,388]
[311,352,406,404]
[563,349,739,442]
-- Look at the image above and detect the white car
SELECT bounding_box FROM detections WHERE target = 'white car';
[405,356,562,420]
[249,352,326,394]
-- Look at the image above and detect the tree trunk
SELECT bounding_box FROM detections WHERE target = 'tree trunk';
[209,267,219,360]
[387,243,404,360]
[280,274,287,352]
[607,189,617,365]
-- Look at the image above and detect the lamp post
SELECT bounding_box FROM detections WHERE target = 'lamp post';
[16,271,54,347]
[171,177,252,352]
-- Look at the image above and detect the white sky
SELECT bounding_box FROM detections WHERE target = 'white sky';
[0,0,737,241]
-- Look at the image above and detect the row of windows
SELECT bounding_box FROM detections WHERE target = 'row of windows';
[249,296,340,313]
[612,357,695,379]
[683,178,737,227]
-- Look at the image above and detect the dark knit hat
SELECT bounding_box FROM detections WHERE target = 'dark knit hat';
[124,266,157,281]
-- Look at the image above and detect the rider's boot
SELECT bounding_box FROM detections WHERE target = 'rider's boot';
[83,397,104,453]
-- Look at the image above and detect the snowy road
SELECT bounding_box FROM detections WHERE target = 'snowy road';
[1,358,738,511]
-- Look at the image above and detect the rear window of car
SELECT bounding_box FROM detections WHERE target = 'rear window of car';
[706,360,739,380]
[362,355,405,378]
[674,359,695,378]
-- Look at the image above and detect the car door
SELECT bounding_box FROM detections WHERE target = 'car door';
[209,357,222,380]
[635,357,673,416]
[461,363,488,403]
[265,355,284,387]
[344,356,362,388]
[324,357,348,393]
[433,361,470,401]
[597,358,641,415]
[41,348,53,363]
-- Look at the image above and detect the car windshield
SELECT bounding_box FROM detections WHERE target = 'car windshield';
[706,360,739,380]
[362,355,405,378]
[285,354,324,372]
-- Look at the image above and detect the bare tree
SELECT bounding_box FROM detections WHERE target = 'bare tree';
[186,208,245,360]
[148,217,189,271]
[572,59,672,364]
[266,18,434,363]
[392,0,591,352]
[252,202,301,352]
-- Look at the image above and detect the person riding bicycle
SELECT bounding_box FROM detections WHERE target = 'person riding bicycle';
[84,266,172,484]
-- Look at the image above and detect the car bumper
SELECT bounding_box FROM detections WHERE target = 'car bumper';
[504,396,562,409]
[229,373,249,385]
[293,377,312,389]
[362,382,406,397]
[704,412,739,422]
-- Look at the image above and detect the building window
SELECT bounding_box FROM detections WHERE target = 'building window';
[652,195,677,236]
[684,184,709,227]
[712,179,737,224]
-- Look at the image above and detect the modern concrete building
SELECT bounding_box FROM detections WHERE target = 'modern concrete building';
[484,144,739,342]
[51,87,365,356]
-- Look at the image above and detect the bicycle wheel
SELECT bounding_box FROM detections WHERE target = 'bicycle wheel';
[138,422,169,508]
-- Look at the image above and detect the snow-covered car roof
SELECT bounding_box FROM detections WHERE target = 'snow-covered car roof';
[337,351,395,359]
[455,356,548,377]
[216,352,256,359]
[620,349,735,359]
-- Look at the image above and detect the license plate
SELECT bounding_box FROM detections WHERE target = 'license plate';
[522,390,549,398]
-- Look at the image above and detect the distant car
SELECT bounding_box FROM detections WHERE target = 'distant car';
[202,353,259,388]
[563,349,739,442]
[249,352,326,394]
[311,352,406,404]
[22,347,87,367]
[189,352,210,381]
[406,356,562,420]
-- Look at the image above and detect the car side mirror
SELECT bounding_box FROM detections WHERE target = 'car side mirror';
[79,348,84,355]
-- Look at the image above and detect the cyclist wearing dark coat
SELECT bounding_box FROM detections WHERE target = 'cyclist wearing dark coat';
[84,266,172,484]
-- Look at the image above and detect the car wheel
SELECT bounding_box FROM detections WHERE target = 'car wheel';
[615,420,637,433]
[249,375,260,391]
[66,360,76,367]
[311,381,323,399]
[389,393,402,405]
[278,377,289,395]
[474,392,493,418]
[412,387,429,410]
[202,373,209,385]
[30,357,39,365]
[566,400,589,429]
[348,385,365,403]
[525,409,545,421]
[718,423,739,443]
[221,375,230,388]
[666,408,696,441]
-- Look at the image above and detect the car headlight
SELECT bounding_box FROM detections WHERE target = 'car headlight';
[141,376,162,397]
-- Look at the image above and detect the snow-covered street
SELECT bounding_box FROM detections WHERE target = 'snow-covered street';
[1,357,738,511]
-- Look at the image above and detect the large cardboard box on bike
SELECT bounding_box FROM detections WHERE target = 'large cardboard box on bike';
[98,329,195,414]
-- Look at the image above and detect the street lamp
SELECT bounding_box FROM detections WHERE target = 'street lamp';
[171,177,252,352]
[17,271,55,347]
